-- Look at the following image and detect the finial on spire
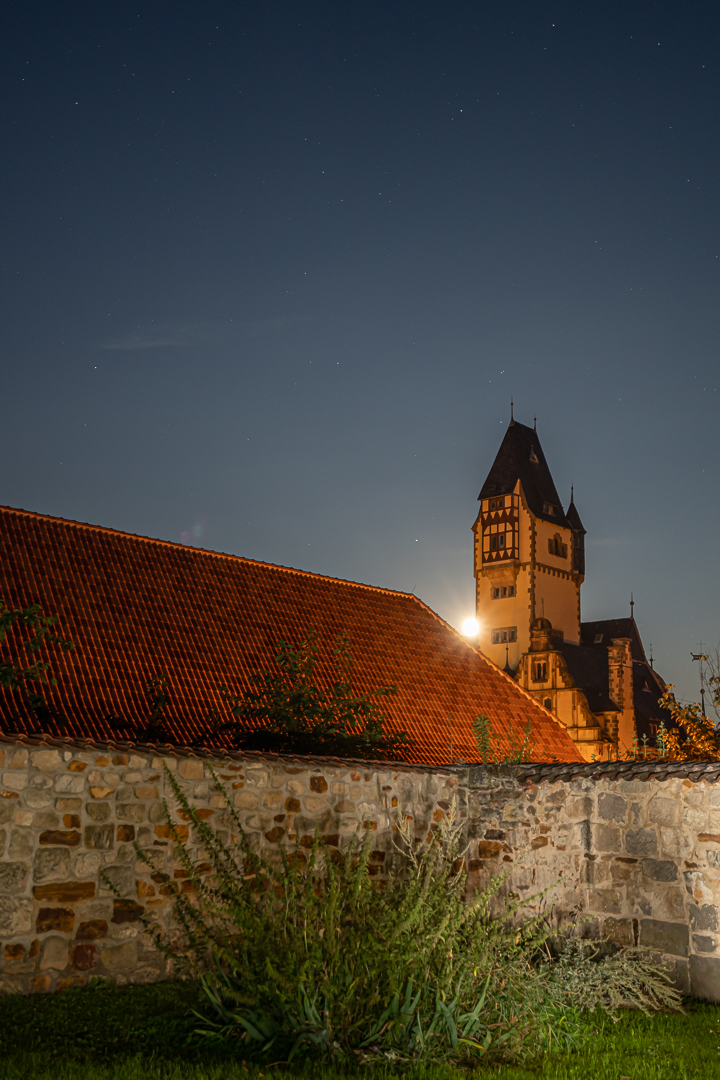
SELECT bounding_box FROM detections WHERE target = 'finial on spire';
[630,592,634,619]
[533,416,537,431]
[570,484,574,503]
[649,644,654,669]
[510,397,514,425]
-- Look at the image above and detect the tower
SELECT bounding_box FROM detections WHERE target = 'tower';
[472,417,585,670]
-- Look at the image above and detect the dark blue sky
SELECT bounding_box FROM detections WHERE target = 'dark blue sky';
[2,1,718,703]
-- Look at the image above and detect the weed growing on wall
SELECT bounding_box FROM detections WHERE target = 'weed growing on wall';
[136,768,579,1065]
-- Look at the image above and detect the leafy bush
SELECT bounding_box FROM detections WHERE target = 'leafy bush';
[142,769,579,1064]
[547,937,684,1016]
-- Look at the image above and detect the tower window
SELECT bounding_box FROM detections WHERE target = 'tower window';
[490,532,506,552]
[532,661,548,682]
[492,585,516,599]
[543,698,553,710]
[491,627,517,644]
[548,534,568,558]
[489,497,505,511]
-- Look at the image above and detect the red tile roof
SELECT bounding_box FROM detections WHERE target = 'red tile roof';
[0,505,581,764]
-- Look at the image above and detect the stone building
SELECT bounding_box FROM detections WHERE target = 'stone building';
[473,417,668,761]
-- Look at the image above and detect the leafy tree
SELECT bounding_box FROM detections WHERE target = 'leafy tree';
[220,628,410,759]
[655,684,720,761]
[0,600,74,723]
[108,674,171,744]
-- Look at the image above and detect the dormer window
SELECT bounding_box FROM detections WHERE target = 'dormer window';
[543,502,555,516]
[594,633,603,644]
[489,497,505,511]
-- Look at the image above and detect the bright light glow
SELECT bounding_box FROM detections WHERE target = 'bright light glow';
[462,617,480,637]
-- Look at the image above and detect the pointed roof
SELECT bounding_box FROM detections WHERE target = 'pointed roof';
[0,505,581,765]
[565,493,586,534]
[478,420,569,527]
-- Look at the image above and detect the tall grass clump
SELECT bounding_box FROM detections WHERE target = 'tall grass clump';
[137,768,580,1065]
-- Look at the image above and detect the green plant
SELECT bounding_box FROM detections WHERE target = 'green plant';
[472,713,535,764]
[0,598,74,722]
[219,628,410,759]
[136,768,579,1065]
[547,937,683,1016]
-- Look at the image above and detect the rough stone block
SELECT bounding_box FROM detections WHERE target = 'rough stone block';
[310,776,328,793]
[530,836,549,849]
[86,802,112,821]
[0,861,29,892]
[625,828,658,857]
[690,954,720,1001]
[89,786,114,799]
[101,940,137,972]
[641,859,678,882]
[304,796,327,811]
[595,824,621,852]
[690,904,719,932]
[112,900,144,924]
[116,803,146,823]
[598,792,627,823]
[647,796,680,826]
[0,800,15,825]
[604,917,635,946]
[0,896,33,935]
[100,865,135,897]
[639,918,689,957]
[285,797,301,813]
[2,772,27,791]
[34,847,71,883]
[693,934,717,953]
[54,775,85,794]
[85,824,115,850]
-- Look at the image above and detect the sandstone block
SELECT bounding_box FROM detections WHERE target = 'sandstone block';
[76,919,108,941]
[334,799,355,813]
[265,826,285,843]
[86,802,112,821]
[310,776,328,793]
[100,865,134,897]
[39,830,81,847]
[72,943,96,971]
[261,791,283,809]
[67,760,89,772]
[74,852,102,877]
[564,796,592,820]
[33,880,96,903]
[285,797,301,813]
[2,772,27,791]
[36,907,75,933]
[640,918,689,956]
[304,796,327,811]
[32,974,52,992]
[693,934,716,953]
[595,824,621,852]
[178,759,204,780]
[625,828,658,857]
[135,786,158,799]
[117,825,135,842]
[112,900,144,924]
[530,836,549,849]
[477,841,503,858]
[8,748,28,768]
[85,824,115,850]
[0,800,14,825]
[89,786,114,799]
[31,750,62,772]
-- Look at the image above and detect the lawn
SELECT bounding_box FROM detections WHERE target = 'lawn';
[0,981,719,1080]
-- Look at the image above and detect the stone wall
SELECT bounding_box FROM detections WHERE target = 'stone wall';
[2,734,720,1001]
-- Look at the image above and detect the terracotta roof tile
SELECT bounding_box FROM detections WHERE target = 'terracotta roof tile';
[0,505,581,764]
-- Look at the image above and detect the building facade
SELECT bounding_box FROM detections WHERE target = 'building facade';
[473,418,667,761]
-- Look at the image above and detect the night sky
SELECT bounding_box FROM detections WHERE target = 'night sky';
[2,2,718,704]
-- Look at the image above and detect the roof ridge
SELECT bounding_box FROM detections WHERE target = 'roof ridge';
[0,503,416,601]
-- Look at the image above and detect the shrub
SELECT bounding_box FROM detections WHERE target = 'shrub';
[140,768,580,1064]
[547,937,684,1016]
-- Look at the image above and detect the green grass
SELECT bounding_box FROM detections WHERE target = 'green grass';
[0,981,719,1079]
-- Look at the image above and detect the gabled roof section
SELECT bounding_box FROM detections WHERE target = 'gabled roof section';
[581,618,647,664]
[0,505,582,765]
[478,420,569,527]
